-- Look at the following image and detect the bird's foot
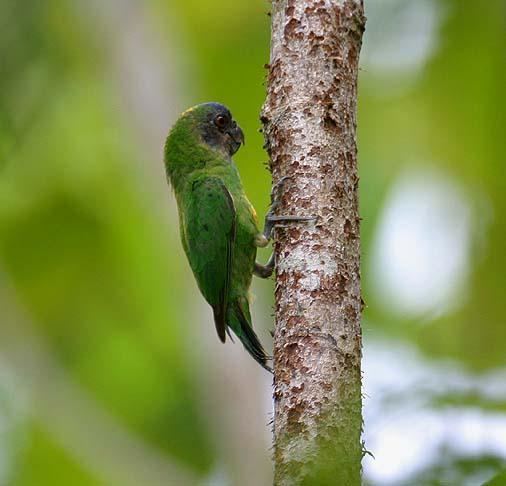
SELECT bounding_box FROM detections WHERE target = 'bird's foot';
[263,176,316,241]
[254,253,275,279]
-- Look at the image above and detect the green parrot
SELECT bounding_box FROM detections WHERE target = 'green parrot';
[164,102,310,371]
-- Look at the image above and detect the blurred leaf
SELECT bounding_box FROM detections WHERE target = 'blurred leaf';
[13,424,101,486]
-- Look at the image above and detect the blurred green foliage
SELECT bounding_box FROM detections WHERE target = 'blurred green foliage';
[360,0,506,370]
[0,0,505,484]
[14,425,99,486]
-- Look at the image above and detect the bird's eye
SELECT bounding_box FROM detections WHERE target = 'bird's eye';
[214,115,227,129]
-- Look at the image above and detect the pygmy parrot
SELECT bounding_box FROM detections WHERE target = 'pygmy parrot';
[164,102,309,371]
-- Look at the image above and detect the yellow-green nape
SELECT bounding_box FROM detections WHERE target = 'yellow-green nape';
[180,105,197,117]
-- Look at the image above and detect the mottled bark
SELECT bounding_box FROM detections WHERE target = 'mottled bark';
[261,0,366,484]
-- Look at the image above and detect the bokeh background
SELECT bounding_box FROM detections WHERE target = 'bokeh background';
[0,0,505,484]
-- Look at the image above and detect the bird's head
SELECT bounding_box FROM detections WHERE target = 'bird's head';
[164,102,245,190]
[179,102,245,157]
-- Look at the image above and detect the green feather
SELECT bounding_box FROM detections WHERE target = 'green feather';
[184,176,236,342]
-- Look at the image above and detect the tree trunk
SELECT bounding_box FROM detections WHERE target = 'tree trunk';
[261,1,366,484]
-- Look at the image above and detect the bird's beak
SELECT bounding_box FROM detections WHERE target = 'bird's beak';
[226,124,245,155]
[228,125,245,145]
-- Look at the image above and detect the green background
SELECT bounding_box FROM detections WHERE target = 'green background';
[0,0,505,484]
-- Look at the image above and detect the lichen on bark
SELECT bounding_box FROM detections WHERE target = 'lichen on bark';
[261,0,366,484]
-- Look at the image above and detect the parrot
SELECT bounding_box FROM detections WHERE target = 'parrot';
[163,102,311,371]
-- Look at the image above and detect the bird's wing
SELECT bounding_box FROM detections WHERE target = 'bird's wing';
[183,176,236,342]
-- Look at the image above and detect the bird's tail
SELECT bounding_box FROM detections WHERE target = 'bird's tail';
[227,298,272,372]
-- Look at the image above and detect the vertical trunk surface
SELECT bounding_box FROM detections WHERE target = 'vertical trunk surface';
[261,1,365,484]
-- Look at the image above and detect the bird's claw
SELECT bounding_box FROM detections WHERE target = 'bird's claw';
[270,175,292,204]
[263,176,316,241]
